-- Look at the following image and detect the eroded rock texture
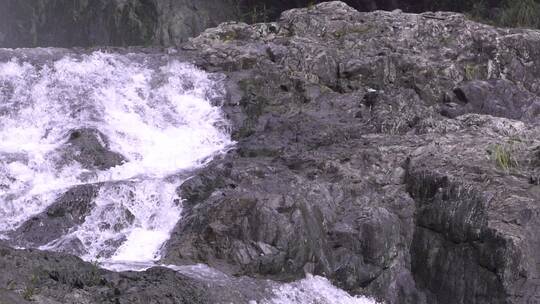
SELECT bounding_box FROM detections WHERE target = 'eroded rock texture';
[3,2,540,304]
[0,245,208,304]
[158,2,540,303]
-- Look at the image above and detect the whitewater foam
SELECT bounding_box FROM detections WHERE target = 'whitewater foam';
[0,50,384,303]
[0,51,232,263]
[265,274,380,304]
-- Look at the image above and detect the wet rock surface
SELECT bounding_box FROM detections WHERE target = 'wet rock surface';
[58,129,126,171]
[9,184,100,248]
[0,244,291,304]
[0,245,208,304]
[3,1,540,303]
[159,2,540,303]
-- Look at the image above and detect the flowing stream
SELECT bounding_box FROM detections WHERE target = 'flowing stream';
[0,49,378,304]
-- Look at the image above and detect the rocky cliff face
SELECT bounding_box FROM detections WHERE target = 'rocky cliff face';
[2,1,540,304]
[0,0,239,48]
[157,2,540,303]
[0,0,503,48]
[0,0,156,47]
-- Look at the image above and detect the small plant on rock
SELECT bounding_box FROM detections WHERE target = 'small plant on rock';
[22,285,35,301]
[241,3,272,23]
[89,259,103,285]
[464,64,478,80]
[492,143,518,171]
[22,274,38,301]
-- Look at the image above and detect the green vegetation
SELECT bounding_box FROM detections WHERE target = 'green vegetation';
[464,64,478,81]
[427,0,540,29]
[22,285,35,301]
[233,1,276,24]
[491,143,518,171]
[233,0,540,29]
[499,0,540,28]
[90,259,103,285]
[243,4,272,23]
[220,31,237,42]
[232,0,328,24]
[22,274,39,301]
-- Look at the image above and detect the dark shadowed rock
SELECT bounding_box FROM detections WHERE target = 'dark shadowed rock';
[0,0,159,48]
[9,184,100,248]
[0,245,290,304]
[442,79,540,122]
[57,128,126,171]
[0,0,240,48]
[0,245,207,304]
[405,117,540,304]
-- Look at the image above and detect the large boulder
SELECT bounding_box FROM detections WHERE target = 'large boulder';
[406,115,540,304]
[9,184,100,248]
[160,2,540,303]
[0,245,207,303]
[0,244,305,303]
[56,128,126,171]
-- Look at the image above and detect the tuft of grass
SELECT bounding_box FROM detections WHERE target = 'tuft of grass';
[22,274,38,301]
[464,64,478,81]
[492,143,518,171]
[220,31,237,42]
[238,3,273,24]
[89,259,103,285]
[22,285,35,301]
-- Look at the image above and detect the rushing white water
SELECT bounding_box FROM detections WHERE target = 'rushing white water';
[171,268,380,304]
[173,266,380,304]
[103,262,381,304]
[265,275,379,304]
[0,51,232,265]
[0,49,380,303]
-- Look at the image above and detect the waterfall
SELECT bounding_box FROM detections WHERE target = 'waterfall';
[0,50,232,265]
[0,49,379,304]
